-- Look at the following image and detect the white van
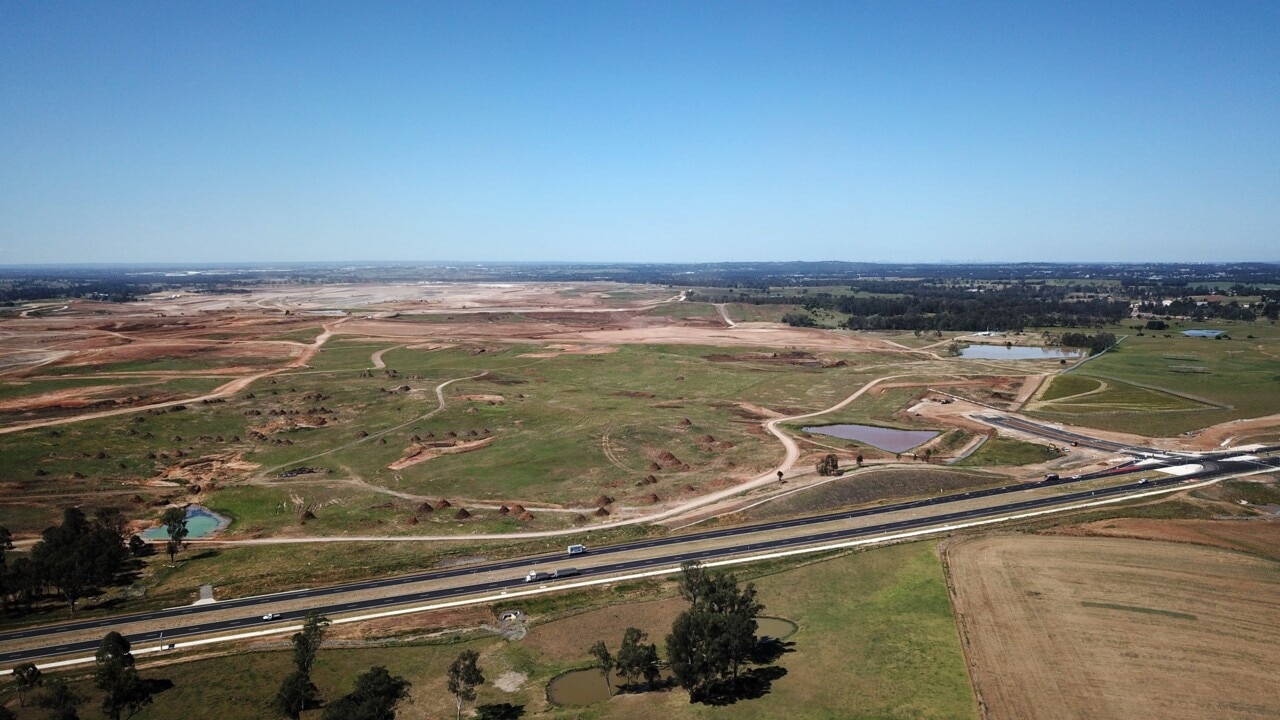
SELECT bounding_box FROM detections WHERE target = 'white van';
[567,544,586,556]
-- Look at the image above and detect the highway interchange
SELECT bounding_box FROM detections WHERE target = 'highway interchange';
[4,416,1277,667]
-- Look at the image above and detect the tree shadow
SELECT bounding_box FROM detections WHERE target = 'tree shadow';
[696,666,789,706]
[749,638,795,665]
[140,678,175,696]
[474,702,525,719]
[617,677,676,695]
[188,549,220,561]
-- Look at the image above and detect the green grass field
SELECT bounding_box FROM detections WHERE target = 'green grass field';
[0,339,902,537]
[1037,374,1101,401]
[955,436,1064,467]
[1028,324,1280,435]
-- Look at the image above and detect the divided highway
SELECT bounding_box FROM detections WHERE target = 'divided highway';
[5,450,1277,666]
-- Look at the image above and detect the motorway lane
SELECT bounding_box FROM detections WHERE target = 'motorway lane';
[0,463,1151,647]
[6,457,1276,665]
[975,414,1147,453]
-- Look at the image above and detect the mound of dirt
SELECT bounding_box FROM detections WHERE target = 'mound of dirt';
[454,508,471,520]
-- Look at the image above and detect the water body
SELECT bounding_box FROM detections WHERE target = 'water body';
[140,505,230,540]
[755,616,798,640]
[803,424,938,453]
[958,345,1083,360]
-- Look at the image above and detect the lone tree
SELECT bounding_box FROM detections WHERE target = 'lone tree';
[665,562,765,702]
[816,453,839,476]
[13,661,41,706]
[292,613,330,675]
[275,612,330,719]
[321,666,411,720]
[94,631,152,720]
[160,507,188,563]
[447,649,484,720]
[587,640,614,696]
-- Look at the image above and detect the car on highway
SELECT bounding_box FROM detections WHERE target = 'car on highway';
[261,613,282,621]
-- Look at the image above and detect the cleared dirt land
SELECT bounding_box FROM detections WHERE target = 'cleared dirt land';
[945,534,1280,720]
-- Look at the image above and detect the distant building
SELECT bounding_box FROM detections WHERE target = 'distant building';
[1182,329,1227,338]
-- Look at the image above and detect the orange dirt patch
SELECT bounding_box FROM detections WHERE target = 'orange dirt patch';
[521,344,618,358]
[455,394,506,403]
[0,385,149,411]
[387,436,495,470]
[945,534,1280,720]
[159,452,261,485]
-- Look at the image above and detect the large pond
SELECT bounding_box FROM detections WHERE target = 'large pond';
[958,345,1083,360]
[140,505,230,540]
[547,617,796,705]
[802,424,938,453]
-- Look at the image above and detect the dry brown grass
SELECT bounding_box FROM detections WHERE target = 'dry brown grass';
[945,534,1280,720]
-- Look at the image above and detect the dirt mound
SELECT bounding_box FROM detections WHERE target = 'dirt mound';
[453,508,471,520]
[387,436,494,470]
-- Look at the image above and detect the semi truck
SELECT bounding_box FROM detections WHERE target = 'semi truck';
[523,567,581,583]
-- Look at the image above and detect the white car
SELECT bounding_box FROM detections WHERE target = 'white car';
[261,613,282,621]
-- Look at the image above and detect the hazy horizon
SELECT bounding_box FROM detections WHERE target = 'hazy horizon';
[3,2,1277,265]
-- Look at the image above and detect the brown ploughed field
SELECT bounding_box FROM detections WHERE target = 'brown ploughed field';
[945,534,1280,720]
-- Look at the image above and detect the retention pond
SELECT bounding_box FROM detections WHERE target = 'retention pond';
[958,345,1083,360]
[802,424,938,453]
[140,505,231,540]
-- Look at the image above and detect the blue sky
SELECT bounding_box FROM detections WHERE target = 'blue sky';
[2,1,1277,264]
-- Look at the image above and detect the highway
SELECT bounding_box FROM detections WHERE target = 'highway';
[4,450,1277,666]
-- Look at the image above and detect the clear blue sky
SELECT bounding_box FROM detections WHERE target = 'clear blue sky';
[2,1,1277,265]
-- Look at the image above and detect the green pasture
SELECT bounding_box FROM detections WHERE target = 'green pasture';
[0,341,904,536]
[723,303,800,323]
[643,302,720,320]
[1033,326,1280,434]
[955,436,1064,467]
[1037,374,1101,401]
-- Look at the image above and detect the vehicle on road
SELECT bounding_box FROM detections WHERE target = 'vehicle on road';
[1043,473,1059,482]
[567,544,587,556]
[261,613,282,621]
[524,568,582,583]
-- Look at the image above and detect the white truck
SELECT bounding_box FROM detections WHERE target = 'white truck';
[524,567,581,583]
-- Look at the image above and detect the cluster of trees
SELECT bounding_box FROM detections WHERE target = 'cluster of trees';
[7,631,157,720]
[582,563,782,705]
[1,509,135,615]
[0,507,191,618]
[665,562,767,702]
[1135,298,1277,322]
[588,627,661,696]
[3,615,497,720]
[272,612,497,720]
[816,454,840,476]
[1058,331,1117,355]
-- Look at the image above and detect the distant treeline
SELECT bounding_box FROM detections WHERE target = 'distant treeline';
[2,261,1279,308]
[697,283,1130,331]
